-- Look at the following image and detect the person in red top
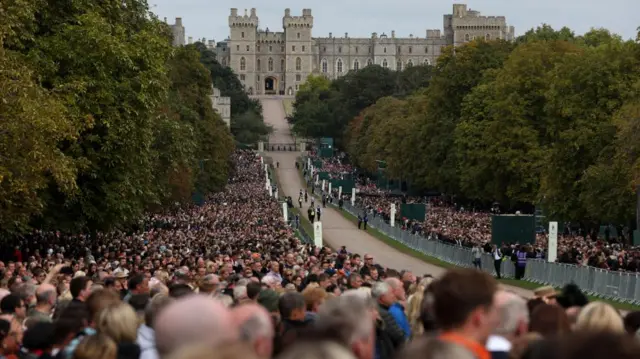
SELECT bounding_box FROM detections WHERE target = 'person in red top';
[429,268,499,359]
[12,247,21,263]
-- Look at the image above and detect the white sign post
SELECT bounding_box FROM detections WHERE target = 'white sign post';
[313,222,323,248]
[307,158,311,168]
[328,182,332,194]
[338,186,343,198]
[351,189,356,206]
[548,222,558,262]
[268,184,273,197]
[282,202,288,222]
[265,179,269,191]
[390,203,397,227]
[322,180,326,192]
[315,175,319,186]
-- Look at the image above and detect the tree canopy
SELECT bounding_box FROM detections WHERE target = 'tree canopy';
[294,24,640,227]
[0,0,236,234]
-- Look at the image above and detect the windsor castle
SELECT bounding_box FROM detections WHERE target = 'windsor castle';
[170,4,515,96]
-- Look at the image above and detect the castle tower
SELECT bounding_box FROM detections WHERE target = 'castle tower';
[229,8,259,94]
[170,17,185,47]
[283,8,313,95]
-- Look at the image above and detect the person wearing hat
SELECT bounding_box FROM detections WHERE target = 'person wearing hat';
[534,286,559,305]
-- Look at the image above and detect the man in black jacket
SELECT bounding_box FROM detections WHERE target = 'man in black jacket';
[371,282,406,359]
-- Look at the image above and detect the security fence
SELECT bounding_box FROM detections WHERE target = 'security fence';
[334,193,640,304]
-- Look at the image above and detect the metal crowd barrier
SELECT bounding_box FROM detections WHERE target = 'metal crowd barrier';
[302,168,640,303]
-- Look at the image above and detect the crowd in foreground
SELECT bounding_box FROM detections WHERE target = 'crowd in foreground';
[307,153,640,273]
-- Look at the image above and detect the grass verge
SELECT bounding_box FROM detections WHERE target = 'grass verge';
[282,98,294,118]
[294,160,640,311]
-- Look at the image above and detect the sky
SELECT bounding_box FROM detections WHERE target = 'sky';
[149,0,639,42]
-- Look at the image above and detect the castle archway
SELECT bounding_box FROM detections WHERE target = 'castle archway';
[264,77,277,95]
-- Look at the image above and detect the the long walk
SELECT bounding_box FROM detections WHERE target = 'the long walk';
[261,96,535,298]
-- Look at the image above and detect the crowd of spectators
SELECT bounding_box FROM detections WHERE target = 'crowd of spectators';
[0,150,638,359]
[305,154,640,273]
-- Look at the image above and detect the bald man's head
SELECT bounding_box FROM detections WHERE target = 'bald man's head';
[155,295,238,357]
[232,303,274,359]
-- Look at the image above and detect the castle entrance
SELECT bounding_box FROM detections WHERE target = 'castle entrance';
[264,77,277,95]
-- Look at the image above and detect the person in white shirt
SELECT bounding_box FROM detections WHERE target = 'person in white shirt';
[492,245,503,279]
[471,245,482,269]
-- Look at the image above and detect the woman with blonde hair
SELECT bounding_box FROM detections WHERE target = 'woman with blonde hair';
[73,334,117,359]
[405,276,433,339]
[575,301,624,334]
[97,303,141,359]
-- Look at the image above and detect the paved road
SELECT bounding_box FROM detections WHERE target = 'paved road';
[260,96,536,299]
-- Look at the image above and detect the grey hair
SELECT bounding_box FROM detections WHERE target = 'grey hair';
[495,295,529,335]
[315,296,374,345]
[236,278,250,287]
[371,282,392,299]
[35,288,56,305]
[239,312,274,341]
[233,285,248,300]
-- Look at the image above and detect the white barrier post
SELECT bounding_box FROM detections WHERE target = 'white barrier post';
[351,189,356,206]
[268,184,273,197]
[548,222,558,262]
[282,202,288,222]
[390,203,396,227]
[328,182,332,194]
[314,222,323,247]
[322,180,326,192]
[338,186,342,198]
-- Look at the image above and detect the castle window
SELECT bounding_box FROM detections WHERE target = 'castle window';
[296,74,301,82]
[464,33,470,41]
[323,47,326,52]
[397,46,401,53]
[355,47,358,54]
[246,45,250,51]
[295,57,302,71]
[384,47,387,53]
[425,46,428,53]
[367,58,373,66]
[409,46,413,53]
[302,45,305,52]
[354,60,360,71]
[368,46,371,54]
[382,59,388,68]
[407,59,413,67]
[292,45,296,51]
[241,32,245,38]
[236,45,240,51]
[281,46,285,51]
[486,33,491,40]
[396,60,402,71]
[257,75,260,81]
[257,59,261,71]
[321,58,328,73]
[424,58,430,65]
[297,32,301,39]
[240,74,245,80]
[337,58,343,73]
[268,57,273,71]
[240,57,246,71]
[338,46,342,53]
[281,59,285,71]
[269,45,273,52]
[257,45,260,51]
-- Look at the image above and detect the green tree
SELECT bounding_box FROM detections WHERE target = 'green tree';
[18,2,175,231]
[539,40,640,226]
[408,40,515,194]
[516,24,576,44]
[455,41,581,205]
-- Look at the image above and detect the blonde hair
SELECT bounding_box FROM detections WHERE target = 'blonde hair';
[73,334,117,359]
[575,301,624,334]
[97,303,139,343]
[405,277,433,339]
